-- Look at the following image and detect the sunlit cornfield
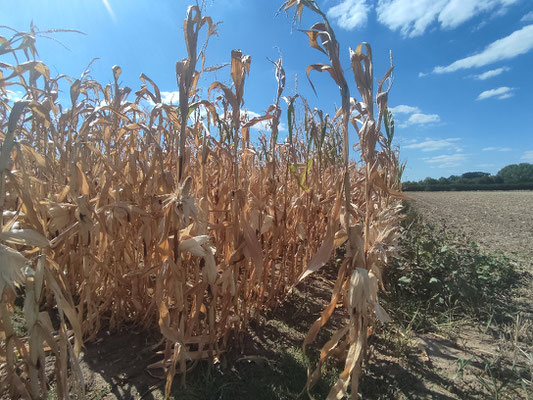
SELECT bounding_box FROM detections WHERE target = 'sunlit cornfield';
[0,1,405,398]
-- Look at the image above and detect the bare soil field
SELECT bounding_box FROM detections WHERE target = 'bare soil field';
[408,191,533,267]
[404,191,533,400]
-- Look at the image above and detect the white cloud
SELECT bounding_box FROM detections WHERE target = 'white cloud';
[247,111,261,118]
[521,150,533,162]
[405,138,460,152]
[433,25,533,73]
[245,110,287,132]
[376,0,518,38]
[389,104,420,114]
[521,11,533,23]
[246,110,269,131]
[423,153,468,167]
[377,0,444,38]
[474,20,488,31]
[437,0,518,29]
[438,0,488,30]
[482,146,511,151]
[327,0,371,30]
[473,66,510,80]
[161,91,180,104]
[476,86,514,100]
[403,113,441,126]
[5,90,25,103]
[398,137,418,145]
[146,90,180,106]
[391,105,441,128]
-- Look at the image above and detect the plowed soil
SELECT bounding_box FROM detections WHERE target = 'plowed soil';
[408,191,533,268]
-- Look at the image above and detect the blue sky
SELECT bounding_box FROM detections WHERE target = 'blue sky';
[2,0,533,181]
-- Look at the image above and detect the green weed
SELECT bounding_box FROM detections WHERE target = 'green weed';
[383,203,520,332]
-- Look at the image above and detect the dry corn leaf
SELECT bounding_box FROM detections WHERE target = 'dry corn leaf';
[0,243,26,295]
[0,229,49,248]
[298,227,334,283]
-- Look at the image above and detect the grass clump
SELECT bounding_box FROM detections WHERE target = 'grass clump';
[166,342,340,400]
[373,203,531,400]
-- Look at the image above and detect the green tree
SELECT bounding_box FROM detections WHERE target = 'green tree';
[461,171,489,179]
[496,163,533,183]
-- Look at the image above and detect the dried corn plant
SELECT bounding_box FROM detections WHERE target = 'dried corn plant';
[0,3,403,399]
[280,1,405,398]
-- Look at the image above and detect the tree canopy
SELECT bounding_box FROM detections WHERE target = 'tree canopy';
[403,163,533,191]
[496,163,533,184]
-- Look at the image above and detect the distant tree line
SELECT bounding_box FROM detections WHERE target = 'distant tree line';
[403,163,533,191]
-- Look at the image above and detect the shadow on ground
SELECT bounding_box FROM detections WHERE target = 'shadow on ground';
[74,261,510,400]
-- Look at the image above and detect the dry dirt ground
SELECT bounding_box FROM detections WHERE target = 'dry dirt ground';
[407,191,533,267]
[409,190,533,319]
[406,191,533,399]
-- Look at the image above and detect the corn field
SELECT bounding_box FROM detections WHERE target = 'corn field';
[0,1,405,398]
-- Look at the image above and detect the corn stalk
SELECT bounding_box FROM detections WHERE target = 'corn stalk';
[0,7,404,399]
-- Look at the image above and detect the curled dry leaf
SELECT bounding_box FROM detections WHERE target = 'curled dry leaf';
[0,243,26,295]
[0,229,50,248]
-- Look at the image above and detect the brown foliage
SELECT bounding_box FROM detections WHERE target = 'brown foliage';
[0,4,403,399]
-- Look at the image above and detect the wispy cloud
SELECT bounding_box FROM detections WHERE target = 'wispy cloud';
[521,11,533,23]
[405,138,460,152]
[398,113,440,128]
[101,0,117,22]
[389,104,440,127]
[376,0,518,38]
[423,153,468,167]
[405,113,440,125]
[433,25,533,74]
[521,150,533,162]
[482,146,511,151]
[389,104,421,114]
[476,86,514,100]
[473,66,510,80]
[437,0,518,29]
[327,0,371,30]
